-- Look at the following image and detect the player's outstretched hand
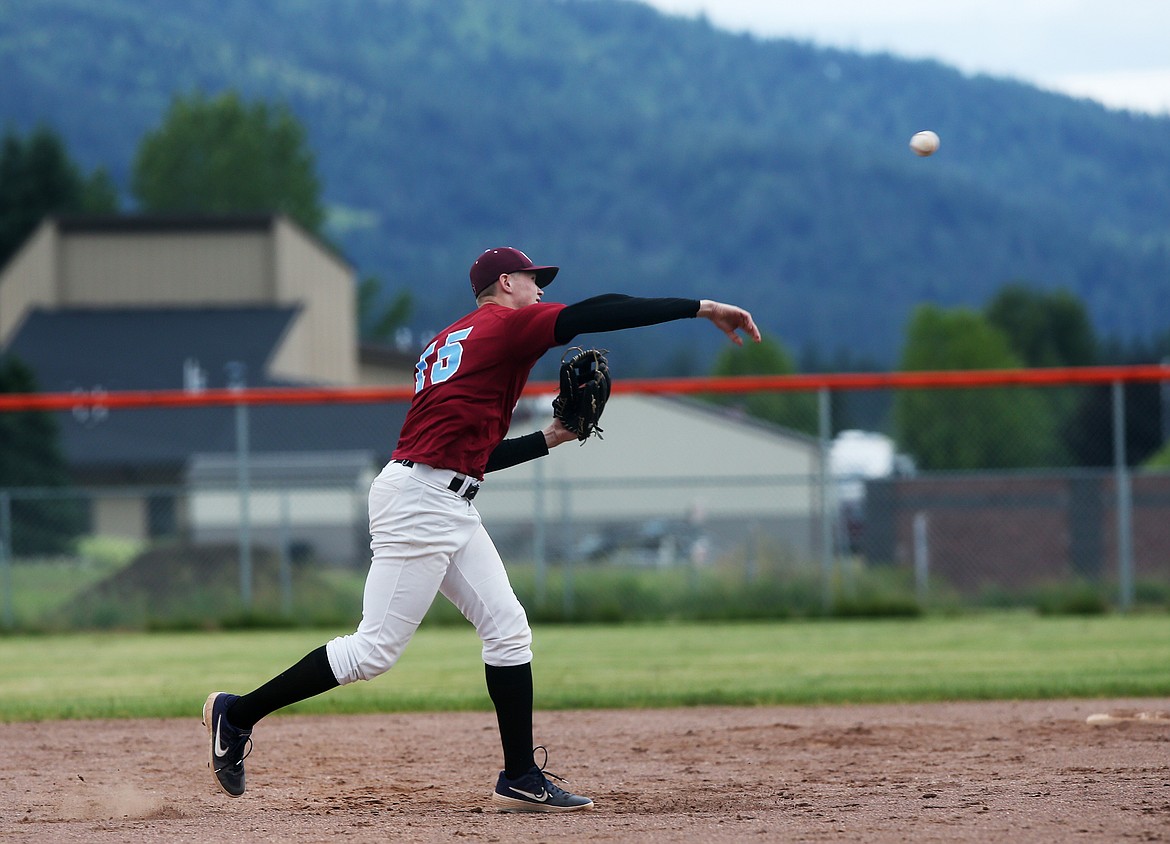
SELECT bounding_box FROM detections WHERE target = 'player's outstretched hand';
[698,300,762,346]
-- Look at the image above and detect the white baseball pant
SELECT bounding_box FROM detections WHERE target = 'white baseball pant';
[325,460,533,685]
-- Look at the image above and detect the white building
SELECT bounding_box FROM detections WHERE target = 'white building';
[477,393,824,562]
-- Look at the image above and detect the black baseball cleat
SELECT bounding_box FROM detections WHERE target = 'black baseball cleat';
[491,750,594,813]
[202,691,253,797]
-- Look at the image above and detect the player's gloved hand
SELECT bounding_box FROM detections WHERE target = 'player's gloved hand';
[552,347,611,442]
[543,418,580,449]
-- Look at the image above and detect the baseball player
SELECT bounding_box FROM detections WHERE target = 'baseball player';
[204,246,760,812]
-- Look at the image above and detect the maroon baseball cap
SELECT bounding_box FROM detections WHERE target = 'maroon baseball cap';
[469,247,559,297]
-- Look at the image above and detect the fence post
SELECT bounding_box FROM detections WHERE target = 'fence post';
[818,387,834,612]
[533,457,547,606]
[913,511,929,605]
[1112,380,1134,611]
[235,401,253,609]
[561,481,574,618]
[228,362,253,610]
[0,491,12,629]
[1162,357,1170,444]
[278,488,293,616]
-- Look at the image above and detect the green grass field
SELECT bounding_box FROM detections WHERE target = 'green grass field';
[1,612,1168,722]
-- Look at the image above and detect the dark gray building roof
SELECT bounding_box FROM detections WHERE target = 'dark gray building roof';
[7,306,300,392]
[3,307,406,481]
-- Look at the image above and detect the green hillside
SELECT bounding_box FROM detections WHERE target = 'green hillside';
[3,0,1169,370]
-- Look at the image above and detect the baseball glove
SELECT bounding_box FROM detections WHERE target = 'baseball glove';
[552,347,611,442]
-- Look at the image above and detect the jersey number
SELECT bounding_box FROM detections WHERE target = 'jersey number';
[414,328,473,392]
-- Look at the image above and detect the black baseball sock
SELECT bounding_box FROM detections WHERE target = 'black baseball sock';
[485,662,535,778]
[226,645,340,730]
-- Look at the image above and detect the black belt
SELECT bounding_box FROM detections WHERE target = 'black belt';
[392,459,479,500]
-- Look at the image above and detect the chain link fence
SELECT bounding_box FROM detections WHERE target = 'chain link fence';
[2,372,1169,630]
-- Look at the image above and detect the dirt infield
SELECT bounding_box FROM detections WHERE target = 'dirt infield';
[4,698,1168,842]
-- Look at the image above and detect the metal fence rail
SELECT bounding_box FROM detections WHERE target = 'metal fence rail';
[1,367,1168,629]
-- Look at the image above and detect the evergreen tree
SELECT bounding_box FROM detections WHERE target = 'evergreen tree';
[709,334,818,436]
[0,356,86,555]
[895,305,1058,470]
[1066,336,1169,467]
[0,124,117,268]
[985,283,1097,368]
[985,282,1100,466]
[357,277,414,344]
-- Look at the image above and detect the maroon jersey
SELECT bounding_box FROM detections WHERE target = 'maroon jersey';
[393,302,566,478]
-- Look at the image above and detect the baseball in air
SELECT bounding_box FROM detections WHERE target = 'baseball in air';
[910,130,940,157]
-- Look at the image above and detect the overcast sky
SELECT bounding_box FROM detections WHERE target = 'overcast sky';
[636,0,1170,115]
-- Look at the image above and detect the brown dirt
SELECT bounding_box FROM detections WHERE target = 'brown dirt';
[4,699,1169,842]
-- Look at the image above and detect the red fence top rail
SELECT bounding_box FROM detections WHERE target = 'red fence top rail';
[0,364,1168,412]
[612,364,1170,395]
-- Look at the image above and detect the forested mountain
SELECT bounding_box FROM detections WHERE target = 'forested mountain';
[3,0,1169,372]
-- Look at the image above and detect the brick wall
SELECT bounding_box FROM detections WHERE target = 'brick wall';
[864,472,1170,593]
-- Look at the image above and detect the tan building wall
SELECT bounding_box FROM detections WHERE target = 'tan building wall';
[0,214,360,384]
[58,229,273,305]
[0,221,58,343]
[269,217,357,384]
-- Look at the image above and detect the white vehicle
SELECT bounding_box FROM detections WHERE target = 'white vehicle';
[829,430,914,552]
